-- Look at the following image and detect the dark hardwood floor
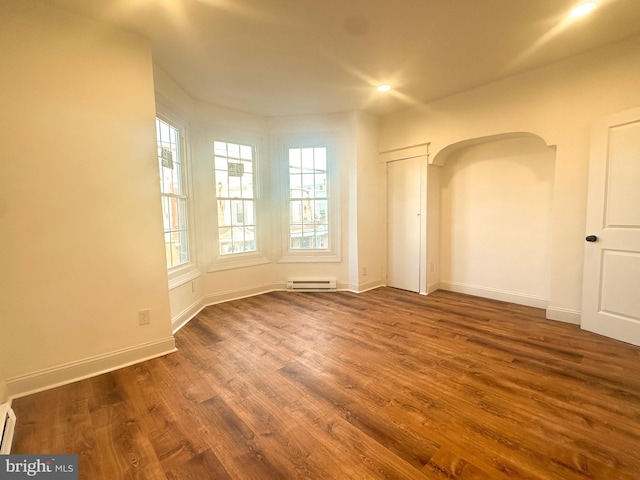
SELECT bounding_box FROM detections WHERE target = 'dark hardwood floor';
[11,288,640,479]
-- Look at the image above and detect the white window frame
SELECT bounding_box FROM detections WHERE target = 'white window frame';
[277,134,341,263]
[155,109,199,289]
[208,134,270,272]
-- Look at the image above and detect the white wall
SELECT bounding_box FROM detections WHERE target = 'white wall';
[0,0,175,397]
[380,36,640,321]
[440,137,555,306]
[426,164,441,293]
[354,112,386,291]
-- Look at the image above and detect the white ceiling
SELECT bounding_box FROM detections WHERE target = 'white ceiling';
[41,0,640,117]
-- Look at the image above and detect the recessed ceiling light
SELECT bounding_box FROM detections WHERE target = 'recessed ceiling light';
[569,1,598,18]
[377,85,391,92]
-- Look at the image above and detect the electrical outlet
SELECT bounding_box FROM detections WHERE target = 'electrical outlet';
[362,266,368,276]
[138,309,151,325]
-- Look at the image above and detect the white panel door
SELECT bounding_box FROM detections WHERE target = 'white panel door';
[582,107,640,346]
[387,157,421,292]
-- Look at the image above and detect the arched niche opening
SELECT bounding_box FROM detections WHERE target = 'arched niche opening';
[432,132,556,307]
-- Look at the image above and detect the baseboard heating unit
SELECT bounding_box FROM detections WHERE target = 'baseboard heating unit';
[0,403,16,454]
[286,280,337,292]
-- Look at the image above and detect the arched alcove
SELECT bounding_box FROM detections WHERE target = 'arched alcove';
[431,132,552,166]
[435,133,556,307]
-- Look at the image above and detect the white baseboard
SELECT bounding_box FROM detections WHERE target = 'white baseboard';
[439,281,548,309]
[172,298,206,334]
[203,282,286,307]
[176,280,383,334]
[426,282,441,294]
[6,337,176,400]
[341,279,385,294]
[545,306,581,325]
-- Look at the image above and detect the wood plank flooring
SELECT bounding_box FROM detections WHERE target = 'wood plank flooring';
[11,288,640,479]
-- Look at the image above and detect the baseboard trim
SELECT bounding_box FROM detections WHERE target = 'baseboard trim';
[203,282,286,307]
[181,280,384,331]
[341,279,385,294]
[545,306,581,325]
[6,337,176,400]
[439,281,548,309]
[426,282,441,294]
[172,298,206,334]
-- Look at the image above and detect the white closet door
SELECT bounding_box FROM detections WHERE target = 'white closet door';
[387,157,421,292]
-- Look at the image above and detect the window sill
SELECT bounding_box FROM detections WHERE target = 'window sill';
[168,266,201,290]
[277,251,342,263]
[208,255,271,273]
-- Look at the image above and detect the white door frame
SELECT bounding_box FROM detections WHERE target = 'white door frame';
[380,144,430,294]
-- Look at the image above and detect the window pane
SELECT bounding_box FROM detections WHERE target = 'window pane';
[219,227,232,254]
[156,117,190,268]
[315,173,327,197]
[302,174,315,196]
[315,199,328,223]
[159,121,170,144]
[228,175,241,198]
[228,143,240,159]
[164,197,174,231]
[171,162,182,195]
[244,226,256,252]
[215,156,227,170]
[301,148,314,172]
[290,174,302,198]
[314,148,327,171]
[178,229,189,264]
[217,200,231,227]
[290,200,302,224]
[302,225,316,248]
[242,173,253,198]
[288,145,330,251]
[231,200,244,225]
[244,200,255,225]
[240,145,252,160]
[164,232,173,267]
[215,171,229,197]
[289,148,301,170]
[213,140,257,255]
[177,197,188,230]
[214,141,227,156]
[290,224,302,249]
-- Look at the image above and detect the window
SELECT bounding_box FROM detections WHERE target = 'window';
[278,135,340,263]
[213,141,257,255]
[288,147,329,250]
[156,117,190,269]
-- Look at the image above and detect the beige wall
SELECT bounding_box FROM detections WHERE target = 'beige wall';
[354,112,386,291]
[380,35,640,320]
[440,137,555,305]
[0,0,174,397]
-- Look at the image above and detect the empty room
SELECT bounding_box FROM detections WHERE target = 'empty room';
[1,0,640,478]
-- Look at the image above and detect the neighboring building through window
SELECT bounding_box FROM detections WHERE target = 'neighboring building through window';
[156,117,189,269]
[213,141,257,255]
[288,146,329,250]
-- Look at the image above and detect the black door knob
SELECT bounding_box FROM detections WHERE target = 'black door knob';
[585,235,598,242]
